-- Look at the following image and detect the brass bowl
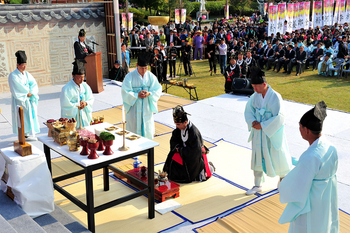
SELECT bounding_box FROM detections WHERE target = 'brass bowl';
[148,16,170,26]
[186,83,194,88]
[169,80,177,84]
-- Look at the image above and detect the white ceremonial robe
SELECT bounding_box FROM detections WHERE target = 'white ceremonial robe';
[60,80,94,127]
[244,86,292,177]
[279,137,339,233]
[8,69,40,136]
[121,69,162,139]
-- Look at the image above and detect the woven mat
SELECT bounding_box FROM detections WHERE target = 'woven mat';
[54,176,183,233]
[208,140,279,194]
[196,194,350,233]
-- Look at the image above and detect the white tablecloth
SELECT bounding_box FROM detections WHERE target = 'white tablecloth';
[0,145,54,218]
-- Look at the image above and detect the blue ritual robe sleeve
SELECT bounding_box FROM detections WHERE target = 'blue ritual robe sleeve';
[147,73,162,113]
[121,73,139,113]
[244,93,257,134]
[278,153,320,224]
[60,82,79,120]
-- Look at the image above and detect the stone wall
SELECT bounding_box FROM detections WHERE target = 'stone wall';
[0,3,107,93]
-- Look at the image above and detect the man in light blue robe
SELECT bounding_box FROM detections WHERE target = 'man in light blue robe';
[121,54,162,139]
[244,66,292,195]
[279,101,339,233]
[318,52,334,76]
[60,60,94,128]
[8,51,40,140]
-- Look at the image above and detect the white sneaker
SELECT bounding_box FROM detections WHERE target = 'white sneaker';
[25,136,37,141]
[246,186,262,195]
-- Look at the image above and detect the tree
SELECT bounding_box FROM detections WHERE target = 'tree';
[230,0,252,16]
[130,0,165,15]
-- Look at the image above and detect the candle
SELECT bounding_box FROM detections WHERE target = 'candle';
[122,105,125,122]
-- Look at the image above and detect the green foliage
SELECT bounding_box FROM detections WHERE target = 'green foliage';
[129,7,146,19]
[9,0,26,4]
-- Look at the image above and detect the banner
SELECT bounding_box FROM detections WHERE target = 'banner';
[121,13,127,31]
[298,2,305,30]
[181,9,186,24]
[293,3,299,31]
[128,13,133,32]
[333,0,340,24]
[313,1,323,28]
[225,5,229,19]
[286,3,294,33]
[304,2,310,29]
[339,0,346,24]
[269,5,278,36]
[324,0,331,26]
[265,3,268,14]
[277,3,286,34]
[175,9,180,24]
[346,0,350,23]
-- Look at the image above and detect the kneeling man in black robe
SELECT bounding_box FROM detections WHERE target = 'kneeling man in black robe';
[163,105,215,183]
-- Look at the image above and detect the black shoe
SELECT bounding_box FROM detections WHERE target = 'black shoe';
[276,69,280,73]
[184,74,188,76]
[283,71,287,73]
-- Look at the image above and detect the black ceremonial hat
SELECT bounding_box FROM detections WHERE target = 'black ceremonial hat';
[250,66,266,84]
[72,59,87,75]
[15,50,27,64]
[300,101,327,133]
[173,105,190,123]
[79,29,86,37]
[137,52,149,67]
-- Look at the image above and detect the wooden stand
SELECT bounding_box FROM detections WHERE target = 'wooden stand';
[85,52,104,93]
[14,106,32,156]
[126,168,180,202]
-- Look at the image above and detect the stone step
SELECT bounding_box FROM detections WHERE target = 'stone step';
[0,214,17,233]
[34,213,71,233]
[49,205,91,233]
[0,191,45,233]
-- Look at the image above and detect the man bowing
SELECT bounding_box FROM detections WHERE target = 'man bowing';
[8,50,40,141]
[121,53,162,139]
[60,60,94,127]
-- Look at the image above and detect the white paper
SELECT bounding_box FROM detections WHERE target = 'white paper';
[155,199,182,215]
[110,80,123,87]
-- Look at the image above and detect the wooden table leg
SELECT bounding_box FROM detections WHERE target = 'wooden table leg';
[147,148,155,219]
[85,167,95,232]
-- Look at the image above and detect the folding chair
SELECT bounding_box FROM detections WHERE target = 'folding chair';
[328,58,345,78]
[341,60,350,78]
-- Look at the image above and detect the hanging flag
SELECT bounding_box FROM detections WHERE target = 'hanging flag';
[304,2,310,29]
[298,2,305,30]
[268,5,278,36]
[225,5,229,20]
[181,9,186,24]
[121,13,127,31]
[324,0,330,26]
[175,9,180,24]
[346,0,350,23]
[128,13,133,32]
[293,3,299,31]
[339,0,346,24]
[277,3,286,34]
[313,1,323,28]
[265,3,268,14]
[333,0,340,24]
[286,3,294,33]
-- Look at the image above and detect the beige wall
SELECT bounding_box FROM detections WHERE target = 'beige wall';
[0,20,108,93]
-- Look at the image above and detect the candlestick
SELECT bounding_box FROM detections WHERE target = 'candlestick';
[118,121,129,151]
[77,105,84,130]
[122,105,125,122]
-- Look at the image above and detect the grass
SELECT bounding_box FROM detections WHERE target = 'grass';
[129,58,350,112]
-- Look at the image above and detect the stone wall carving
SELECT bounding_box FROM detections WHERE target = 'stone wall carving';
[0,4,107,94]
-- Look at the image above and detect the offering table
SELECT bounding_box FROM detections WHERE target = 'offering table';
[38,123,159,233]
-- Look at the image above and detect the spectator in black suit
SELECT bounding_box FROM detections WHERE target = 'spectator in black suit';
[288,45,307,76]
[306,42,324,71]
[268,43,285,71]
[259,43,274,69]
[337,36,348,59]
[279,45,295,73]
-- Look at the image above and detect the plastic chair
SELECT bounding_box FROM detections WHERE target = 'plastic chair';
[328,58,345,78]
[341,60,350,78]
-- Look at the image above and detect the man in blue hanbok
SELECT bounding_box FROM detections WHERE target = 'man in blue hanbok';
[8,51,40,141]
[244,66,292,195]
[279,101,339,233]
[121,53,162,139]
[60,60,94,127]
[318,52,334,76]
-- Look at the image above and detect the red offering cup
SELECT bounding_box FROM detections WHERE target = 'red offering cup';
[87,141,99,159]
[96,135,105,151]
[141,166,147,176]
[103,140,114,155]
[80,138,90,156]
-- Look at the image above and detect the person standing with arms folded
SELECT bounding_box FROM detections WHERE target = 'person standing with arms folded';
[8,50,40,141]
[279,101,339,233]
[244,66,292,195]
